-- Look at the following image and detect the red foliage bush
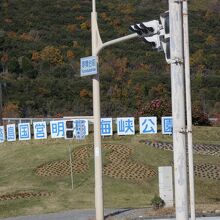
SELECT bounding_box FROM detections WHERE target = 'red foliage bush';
[135,99,172,123]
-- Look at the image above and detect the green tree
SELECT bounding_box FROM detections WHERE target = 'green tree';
[8,57,20,74]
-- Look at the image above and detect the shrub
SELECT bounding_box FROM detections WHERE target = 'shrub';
[151,195,165,210]
[135,99,172,123]
[192,105,211,126]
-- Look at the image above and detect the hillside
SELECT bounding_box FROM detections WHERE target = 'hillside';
[0,0,220,118]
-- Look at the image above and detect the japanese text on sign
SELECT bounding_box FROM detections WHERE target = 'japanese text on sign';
[80,56,98,76]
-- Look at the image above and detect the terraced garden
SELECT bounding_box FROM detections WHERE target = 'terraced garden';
[35,144,156,181]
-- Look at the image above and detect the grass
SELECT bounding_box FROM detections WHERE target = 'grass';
[189,0,218,11]
[0,126,219,218]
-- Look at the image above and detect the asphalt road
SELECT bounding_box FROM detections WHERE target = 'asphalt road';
[0,209,126,220]
[0,209,219,220]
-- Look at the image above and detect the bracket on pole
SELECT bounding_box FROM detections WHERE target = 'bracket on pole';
[179,128,187,134]
[179,128,192,134]
[168,57,184,65]
[174,0,183,3]
[186,129,192,133]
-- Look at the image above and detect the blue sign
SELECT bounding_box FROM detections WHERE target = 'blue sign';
[33,121,47,139]
[0,126,5,143]
[101,118,113,136]
[18,123,31,141]
[139,117,157,134]
[162,116,173,135]
[75,120,86,140]
[117,117,135,135]
[80,56,98,76]
[7,124,16,142]
[50,120,65,138]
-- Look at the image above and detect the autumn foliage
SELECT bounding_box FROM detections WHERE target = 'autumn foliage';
[2,103,20,118]
[192,105,211,126]
[0,0,219,119]
[40,46,63,65]
[135,99,172,122]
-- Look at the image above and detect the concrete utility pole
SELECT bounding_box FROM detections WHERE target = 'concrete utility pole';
[182,1,196,219]
[169,0,189,219]
[91,1,137,220]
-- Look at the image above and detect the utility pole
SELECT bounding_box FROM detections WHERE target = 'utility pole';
[183,1,196,219]
[169,0,189,219]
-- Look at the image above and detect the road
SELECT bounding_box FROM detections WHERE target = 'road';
[0,209,219,220]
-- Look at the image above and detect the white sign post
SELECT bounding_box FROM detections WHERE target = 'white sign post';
[159,166,174,207]
[80,56,98,77]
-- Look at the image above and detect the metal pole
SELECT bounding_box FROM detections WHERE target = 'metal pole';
[0,83,2,125]
[96,33,137,55]
[182,1,196,219]
[92,0,96,13]
[69,145,74,190]
[91,2,138,219]
[92,1,104,219]
[169,0,189,219]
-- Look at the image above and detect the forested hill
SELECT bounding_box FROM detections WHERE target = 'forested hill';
[0,0,219,120]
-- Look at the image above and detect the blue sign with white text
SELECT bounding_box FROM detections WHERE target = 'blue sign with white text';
[80,56,97,76]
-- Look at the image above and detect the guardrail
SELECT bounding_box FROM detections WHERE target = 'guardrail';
[2,116,95,125]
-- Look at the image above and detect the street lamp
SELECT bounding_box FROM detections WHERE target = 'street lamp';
[91,1,137,220]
